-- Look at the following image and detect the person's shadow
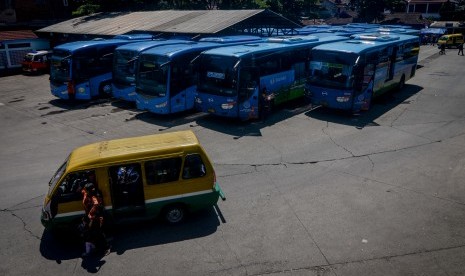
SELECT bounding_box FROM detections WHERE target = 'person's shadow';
[39,229,106,273]
[40,206,224,272]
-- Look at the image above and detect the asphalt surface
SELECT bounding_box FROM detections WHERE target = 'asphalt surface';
[0,44,464,276]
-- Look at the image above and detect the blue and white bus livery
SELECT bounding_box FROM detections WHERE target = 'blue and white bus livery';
[111,39,194,102]
[50,34,153,100]
[305,33,420,112]
[134,35,262,114]
[195,35,348,121]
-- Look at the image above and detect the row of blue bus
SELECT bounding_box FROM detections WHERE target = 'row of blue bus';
[49,27,420,120]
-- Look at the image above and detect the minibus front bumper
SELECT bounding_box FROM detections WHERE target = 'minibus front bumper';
[215,182,226,201]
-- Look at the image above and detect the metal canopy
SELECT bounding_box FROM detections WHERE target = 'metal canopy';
[36,9,301,37]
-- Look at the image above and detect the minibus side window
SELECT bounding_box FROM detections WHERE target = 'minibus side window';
[182,154,206,179]
[145,157,182,185]
[56,170,96,202]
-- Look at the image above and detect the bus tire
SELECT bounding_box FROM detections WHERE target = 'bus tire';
[99,81,112,98]
[163,204,185,224]
[397,75,405,92]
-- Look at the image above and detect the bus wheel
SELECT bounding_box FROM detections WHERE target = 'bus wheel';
[99,82,112,98]
[397,75,405,92]
[163,204,185,224]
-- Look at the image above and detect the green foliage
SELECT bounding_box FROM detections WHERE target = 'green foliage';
[350,0,387,22]
[70,0,317,22]
[439,0,465,20]
[72,4,101,17]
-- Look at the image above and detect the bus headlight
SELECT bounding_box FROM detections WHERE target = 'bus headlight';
[195,97,202,104]
[304,88,312,97]
[155,101,167,108]
[221,103,235,110]
[336,96,350,103]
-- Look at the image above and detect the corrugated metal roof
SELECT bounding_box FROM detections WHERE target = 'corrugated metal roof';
[36,9,300,36]
[0,30,38,41]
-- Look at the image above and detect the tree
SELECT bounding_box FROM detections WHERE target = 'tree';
[350,0,386,23]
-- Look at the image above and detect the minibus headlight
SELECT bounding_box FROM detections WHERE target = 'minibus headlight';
[221,103,235,110]
[155,101,167,108]
[41,210,50,221]
[336,96,350,103]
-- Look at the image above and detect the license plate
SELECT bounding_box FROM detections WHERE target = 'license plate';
[208,108,215,113]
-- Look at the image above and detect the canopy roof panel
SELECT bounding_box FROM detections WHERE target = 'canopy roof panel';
[37,9,301,36]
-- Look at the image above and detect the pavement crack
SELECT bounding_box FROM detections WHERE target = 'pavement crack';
[217,139,442,178]
[219,228,248,275]
[341,170,465,207]
[2,209,42,241]
[367,155,375,172]
[266,175,335,275]
[246,244,465,276]
[322,123,355,157]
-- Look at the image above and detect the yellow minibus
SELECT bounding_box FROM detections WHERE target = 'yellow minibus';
[437,33,464,48]
[41,130,225,231]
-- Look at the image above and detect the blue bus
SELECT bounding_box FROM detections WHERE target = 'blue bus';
[305,33,420,112]
[194,35,348,120]
[112,38,195,102]
[50,34,154,100]
[134,35,262,114]
[377,27,420,37]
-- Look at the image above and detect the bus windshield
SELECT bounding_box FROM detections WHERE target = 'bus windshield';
[309,50,358,89]
[137,55,169,97]
[50,49,71,83]
[113,50,137,85]
[198,55,238,96]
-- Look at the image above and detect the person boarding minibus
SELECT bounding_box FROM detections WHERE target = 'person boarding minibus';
[41,130,226,232]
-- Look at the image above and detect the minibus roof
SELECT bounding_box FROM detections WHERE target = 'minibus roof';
[67,130,200,171]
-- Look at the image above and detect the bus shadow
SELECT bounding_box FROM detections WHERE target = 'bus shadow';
[305,84,423,129]
[46,98,113,111]
[39,207,222,266]
[42,98,137,116]
[131,109,207,130]
[195,99,313,138]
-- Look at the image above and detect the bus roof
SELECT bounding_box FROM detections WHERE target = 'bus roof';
[139,42,221,58]
[200,35,347,58]
[312,33,419,55]
[199,35,262,43]
[114,39,194,53]
[67,130,200,172]
[54,35,153,52]
[139,35,263,58]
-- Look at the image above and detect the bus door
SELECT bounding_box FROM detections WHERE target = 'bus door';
[109,163,145,217]
[170,53,199,113]
[387,46,397,82]
[238,67,260,120]
[353,60,376,111]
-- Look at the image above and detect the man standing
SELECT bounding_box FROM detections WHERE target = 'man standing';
[458,43,464,56]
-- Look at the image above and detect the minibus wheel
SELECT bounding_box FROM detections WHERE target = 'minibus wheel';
[163,204,185,224]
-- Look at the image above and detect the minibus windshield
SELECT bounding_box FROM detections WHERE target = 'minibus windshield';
[48,157,68,195]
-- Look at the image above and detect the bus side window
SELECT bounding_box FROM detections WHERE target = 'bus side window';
[145,157,182,185]
[182,154,206,179]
